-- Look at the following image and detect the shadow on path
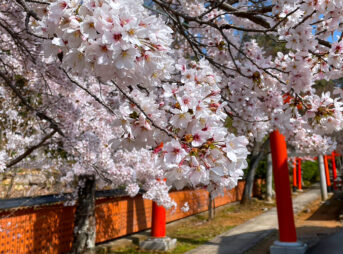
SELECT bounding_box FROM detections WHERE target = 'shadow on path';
[307,228,343,254]
[307,193,343,221]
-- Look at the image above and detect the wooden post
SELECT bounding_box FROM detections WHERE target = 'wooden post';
[151,179,167,238]
[141,180,176,251]
[324,155,332,192]
[269,131,307,254]
[332,151,338,190]
[292,158,297,192]
[269,130,297,242]
[151,201,166,237]
[297,158,302,191]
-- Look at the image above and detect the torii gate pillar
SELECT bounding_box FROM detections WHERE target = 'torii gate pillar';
[297,158,303,192]
[324,155,332,192]
[292,159,297,192]
[269,130,307,254]
[140,179,176,252]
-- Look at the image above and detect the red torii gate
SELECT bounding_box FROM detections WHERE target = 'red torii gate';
[292,157,314,192]
[269,133,342,253]
[325,151,341,191]
[149,130,305,253]
[292,151,341,192]
[147,132,340,253]
[292,157,304,192]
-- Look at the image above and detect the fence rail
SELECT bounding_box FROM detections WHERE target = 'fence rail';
[0,189,127,210]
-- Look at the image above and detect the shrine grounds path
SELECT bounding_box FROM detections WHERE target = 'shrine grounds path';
[246,189,343,254]
[186,185,322,254]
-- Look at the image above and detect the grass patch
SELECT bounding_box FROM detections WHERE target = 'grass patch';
[112,200,274,254]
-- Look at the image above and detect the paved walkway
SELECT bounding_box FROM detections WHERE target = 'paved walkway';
[185,186,321,254]
[307,228,343,254]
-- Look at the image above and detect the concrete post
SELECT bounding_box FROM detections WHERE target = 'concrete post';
[266,153,273,202]
[318,155,328,201]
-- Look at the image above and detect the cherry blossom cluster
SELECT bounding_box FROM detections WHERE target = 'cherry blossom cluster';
[178,0,206,17]
[162,59,249,196]
[113,58,249,197]
[27,0,250,204]
[34,0,343,199]
[304,92,343,134]
[287,118,336,155]
[34,0,174,87]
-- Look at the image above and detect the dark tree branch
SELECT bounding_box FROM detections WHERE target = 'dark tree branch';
[214,1,271,28]
[0,71,64,136]
[15,0,41,21]
[6,130,57,169]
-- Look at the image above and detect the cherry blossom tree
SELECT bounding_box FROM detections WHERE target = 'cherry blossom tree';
[1,0,343,252]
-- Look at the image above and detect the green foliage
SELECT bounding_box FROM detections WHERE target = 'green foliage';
[244,155,319,185]
[224,116,237,135]
[255,158,267,178]
[313,79,335,95]
[301,160,319,186]
[242,33,288,58]
[14,75,28,88]
[255,35,288,58]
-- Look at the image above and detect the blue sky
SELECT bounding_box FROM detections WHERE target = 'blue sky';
[327,31,341,43]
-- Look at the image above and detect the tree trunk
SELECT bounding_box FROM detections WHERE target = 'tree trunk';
[266,153,273,202]
[71,174,96,254]
[208,192,215,220]
[241,139,269,205]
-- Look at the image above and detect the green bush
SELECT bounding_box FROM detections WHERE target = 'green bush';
[243,155,319,187]
[301,160,319,186]
[256,158,267,178]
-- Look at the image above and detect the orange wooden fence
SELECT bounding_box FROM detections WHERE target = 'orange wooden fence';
[0,180,261,253]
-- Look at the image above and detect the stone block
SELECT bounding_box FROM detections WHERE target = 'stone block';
[140,237,177,251]
[270,241,307,254]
